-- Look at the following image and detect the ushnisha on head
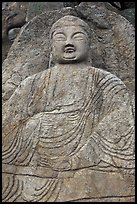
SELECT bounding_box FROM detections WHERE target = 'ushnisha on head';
[50,15,91,64]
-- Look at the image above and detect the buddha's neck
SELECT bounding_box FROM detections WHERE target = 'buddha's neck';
[55,61,90,70]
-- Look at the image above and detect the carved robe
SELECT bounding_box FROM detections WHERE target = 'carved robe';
[2,65,135,202]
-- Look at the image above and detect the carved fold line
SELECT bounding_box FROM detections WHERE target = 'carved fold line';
[47,179,63,202]
[92,133,134,162]
[35,179,51,191]
[97,127,134,146]
[93,130,134,156]
[4,179,23,202]
[2,127,23,163]
[43,179,61,202]
[37,74,113,145]
[34,179,54,196]
[2,175,11,196]
[16,120,41,165]
[15,142,35,166]
[32,179,59,202]
[39,109,86,144]
[85,79,124,114]
[38,110,88,149]
[2,127,20,156]
[2,176,21,202]
[38,73,119,143]
[99,159,135,171]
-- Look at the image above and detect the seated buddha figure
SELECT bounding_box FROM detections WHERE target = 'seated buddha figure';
[2,15,135,202]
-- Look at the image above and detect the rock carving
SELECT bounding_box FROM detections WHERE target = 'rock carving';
[2,15,135,202]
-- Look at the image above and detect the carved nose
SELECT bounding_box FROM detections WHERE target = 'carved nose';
[65,37,74,45]
[64,44,76,53]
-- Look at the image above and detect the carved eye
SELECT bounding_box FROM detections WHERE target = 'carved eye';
[53,33,66,41]
[73,33,86,40]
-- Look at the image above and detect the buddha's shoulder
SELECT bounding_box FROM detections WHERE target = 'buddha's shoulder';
[88,66,125,86]
[19,68,52,87]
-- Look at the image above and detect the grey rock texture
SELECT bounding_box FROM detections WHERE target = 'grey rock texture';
[26,2,64,21]
[2,2,28,62]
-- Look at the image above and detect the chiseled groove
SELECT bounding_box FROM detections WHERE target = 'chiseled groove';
[18,129,36,165]
[3,128,23,163]
[38,159,51,167]
[16,141,35,166]
[97,127,134,146]
[39,114,81,141]
[16,120,41,165]
[66,195,135,202]
[99,159,135,171]
[4,179,23,202]
[34,179,54,196]
[82,78,121,119]
[2,175,17,201]
[41,106,90,149]
[93,133,134,159]
[2,127,20,156]
[38,73,116,142]
[21,180,55,202]
[2,175,10,195]
[95,127,134,152]
[39,76,106,145]
[101,86,128,114]
[44,179,60,202]
[38,120,84,155]
[35,179,51,191]
[17,135,33,157]
[38,74,114,145]
[93,132,134,158]
[88,80,123,115]
[39,109,86,146]
[92,134,134,163]
[33,179,58,202]
[94,68,100,83]
[47,179,62,202]
[68,110,82,121]
[40,83,113,151]
[96,73,119,88]
[51,179,63,202]
[8,131,24,164]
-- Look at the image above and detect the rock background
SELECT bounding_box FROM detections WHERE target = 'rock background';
[2,2,135,103]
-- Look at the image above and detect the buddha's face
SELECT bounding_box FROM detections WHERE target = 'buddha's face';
[51,25,89,64]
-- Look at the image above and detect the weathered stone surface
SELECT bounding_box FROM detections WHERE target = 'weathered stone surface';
[2,2,28,62]
[2,5,135,104]
[26,2,64,21]
[2,15,135,202]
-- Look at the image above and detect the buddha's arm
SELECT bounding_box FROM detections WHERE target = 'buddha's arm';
[2,71,49,155]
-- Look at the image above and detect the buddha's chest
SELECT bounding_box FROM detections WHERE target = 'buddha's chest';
[46,68,91,111]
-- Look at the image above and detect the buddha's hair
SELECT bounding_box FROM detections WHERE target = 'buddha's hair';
[50,15,90,39]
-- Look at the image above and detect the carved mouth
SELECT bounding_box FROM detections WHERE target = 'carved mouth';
[64,47,76,53]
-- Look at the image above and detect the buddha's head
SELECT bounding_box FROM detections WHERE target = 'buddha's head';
[50,15,90,64]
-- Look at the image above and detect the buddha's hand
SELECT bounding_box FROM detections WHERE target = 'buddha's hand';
[50,156,72,171]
